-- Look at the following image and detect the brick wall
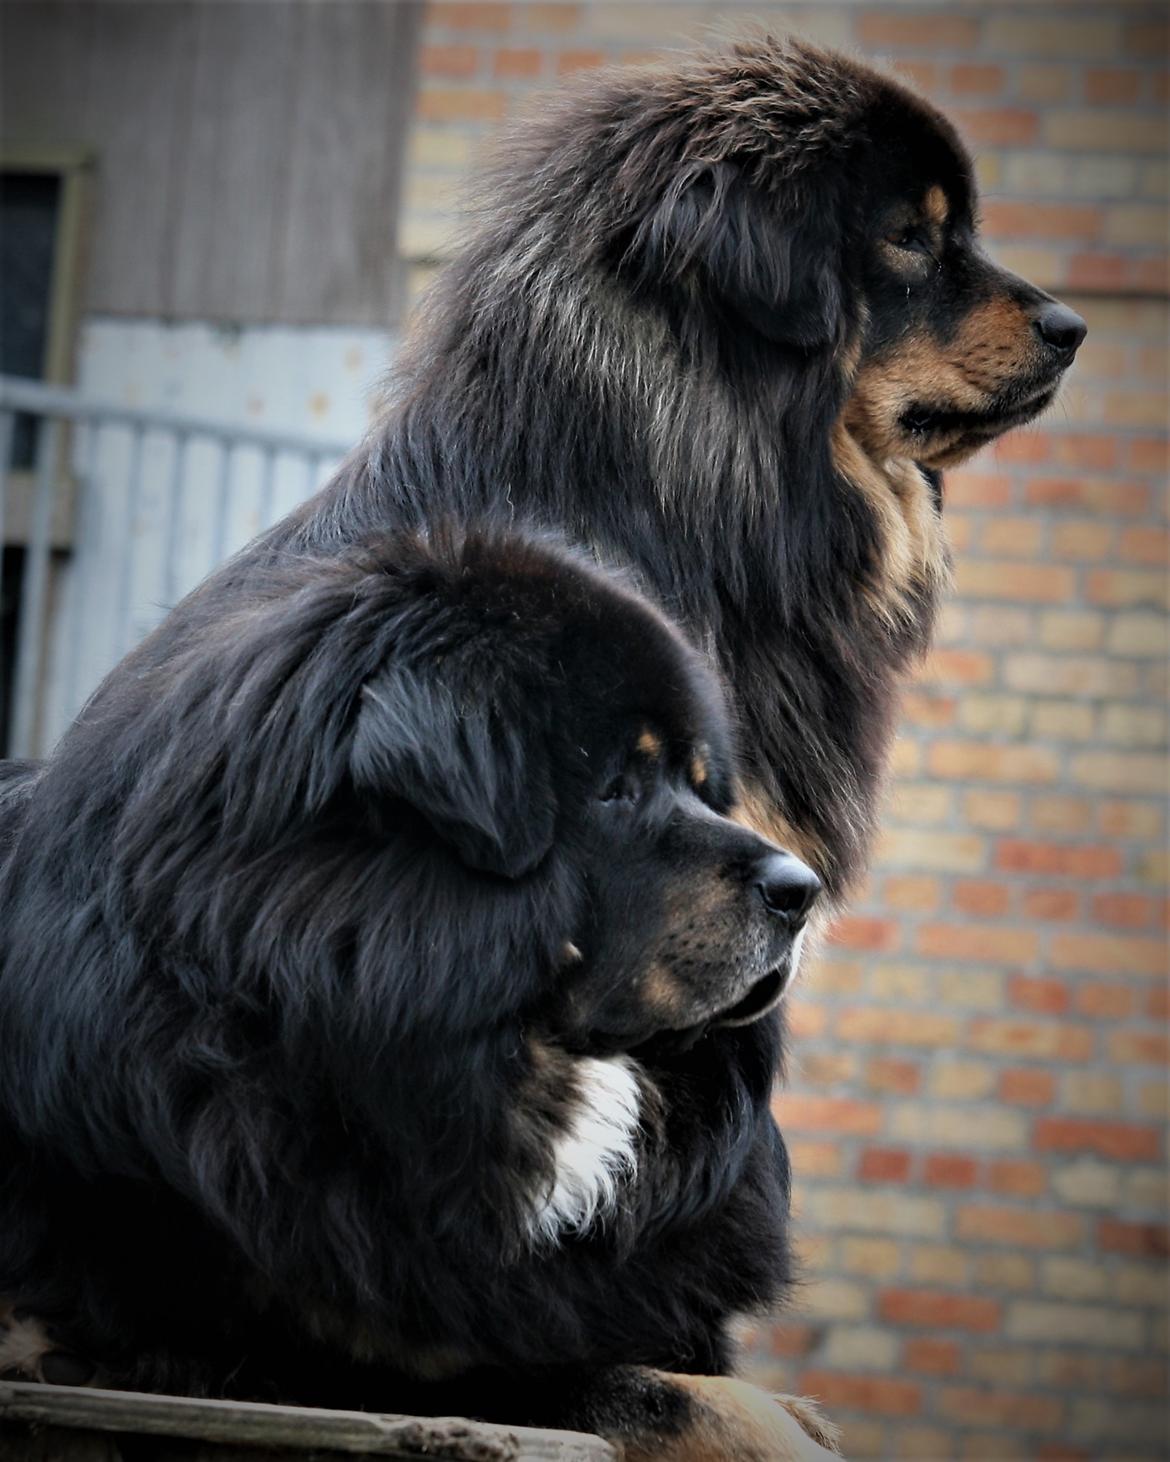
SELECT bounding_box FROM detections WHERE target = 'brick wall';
[397,6,1168,1457]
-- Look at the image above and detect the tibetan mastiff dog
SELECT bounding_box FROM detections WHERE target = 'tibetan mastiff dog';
[1,32,1085,1457]
[0,528,836,1460]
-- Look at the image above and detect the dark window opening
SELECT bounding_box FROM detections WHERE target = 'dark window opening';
[0,171,62,468]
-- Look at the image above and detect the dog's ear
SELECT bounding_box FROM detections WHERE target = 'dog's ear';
[639,162,843,350]
[349,659,556,879]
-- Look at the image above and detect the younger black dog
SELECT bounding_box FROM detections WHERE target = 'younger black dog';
[0,527,833,1460]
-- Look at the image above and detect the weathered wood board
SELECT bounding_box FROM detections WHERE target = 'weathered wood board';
[0,1381,617,1462]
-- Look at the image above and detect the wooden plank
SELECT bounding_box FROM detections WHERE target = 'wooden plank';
[274,1,418,327]
[0,1382,617,1461]
[82,3,198,315]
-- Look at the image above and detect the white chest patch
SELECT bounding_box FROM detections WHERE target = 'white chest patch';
[530,1054,641,1244]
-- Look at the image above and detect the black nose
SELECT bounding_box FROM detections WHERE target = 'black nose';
[754,851,821,926]
[1033,301,1087,355]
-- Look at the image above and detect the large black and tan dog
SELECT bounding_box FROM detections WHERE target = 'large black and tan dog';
[1,528,835,1459]
[1,33,1083,1458]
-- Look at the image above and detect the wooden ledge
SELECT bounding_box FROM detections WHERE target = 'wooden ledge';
[0,1380,616,1461]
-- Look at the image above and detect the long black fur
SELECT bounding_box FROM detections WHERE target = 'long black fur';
[0,527,812,1433]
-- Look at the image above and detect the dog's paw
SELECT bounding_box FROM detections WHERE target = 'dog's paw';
[0,1301,99,1386]
[619,1373,843,1462]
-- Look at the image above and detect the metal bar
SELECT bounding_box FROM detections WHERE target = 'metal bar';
[163,431,189,608]
[12,417,60,757]
[115,425,145,664]
[0,376,351,459]
[63,422,100,725]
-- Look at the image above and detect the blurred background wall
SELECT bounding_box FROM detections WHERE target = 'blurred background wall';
[1,3,1167,1458]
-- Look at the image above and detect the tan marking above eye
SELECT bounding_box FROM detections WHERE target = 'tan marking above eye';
[690,748,709,787]
[637,728,662,758]
[924,184,949,227]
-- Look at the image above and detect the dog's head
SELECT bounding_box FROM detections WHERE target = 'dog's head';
[501,36,1083,474]
[342,529,820,1046]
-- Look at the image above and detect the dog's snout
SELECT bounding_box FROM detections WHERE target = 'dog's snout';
[753,851,821,926]
[1033,301,1087,356]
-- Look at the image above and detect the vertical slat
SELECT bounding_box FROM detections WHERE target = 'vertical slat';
[0,410,14,737]
[163,431,190,606]
[12,416,60,757]
[257,445,277,531]
[212,440,233,567]
[115,425,145,662]
[63,421,99,724]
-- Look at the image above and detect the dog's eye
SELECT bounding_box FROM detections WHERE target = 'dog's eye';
[599,771,643,805]
[887,226,929,255]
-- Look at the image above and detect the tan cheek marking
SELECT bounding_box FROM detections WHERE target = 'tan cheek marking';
[830,420,950,618]
[637,728,662,758]
[924,184,948,226]
[643,962,685,1015]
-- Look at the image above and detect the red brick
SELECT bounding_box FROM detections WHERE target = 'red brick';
[982,201,1102,240]
[420,43,480,77]
[417,87,507,122]
[1075,983,1135,1019]
[836,1008,960,1047]
[1130,438,1169,474]
[493,47,543,79]
[917,924,1038,964]
[1009,976,1070,1017]
[999,1068,1056,1106]
[946,470,1013,508]
[1119,526,1169,565]
[556,49,606,74]
[952,107,1039,145]
[1108,1029,1170,1065]
[796,1370,923,1419]
[969,1019,1094,1062]
[1092,893,1156,929]
[949,63,1005,95]
[1126,20,1169,55]
[1097,1219,1170,1258]
[956,1206,1084,1249]
[987,1159,1047,1198]
[1068,252,1129,290]
[884,875,942,914]
[1050,932,1166,977]
[428,2,511,30]
[524,4,582,31]
[904,1338,961,1374]
[1022,890,1081,923]
[954,560,1076,603]
[859,1147,913,1183]
[996,840,1124,878]
[1086,67,1143,103]
[1108,1358,1170,1397]
[930,742,1060,783]
[921,648,995,685]
[953,880,1011,917]
[857,13,979,49]
[770,1094,882,1136]
[786,1002,827,1039]
[1132,256,1170,292]
[865,1058,921,1096]
[924,1154,978,1189]
[827,916,902,952]
[1148,987,1170,1019]
[786,1139,842,1179]
[879,1290,1002,1332]
[937,1388,1064,1430]
[1026,477,1149,516]
[1033,1118,1161,1162]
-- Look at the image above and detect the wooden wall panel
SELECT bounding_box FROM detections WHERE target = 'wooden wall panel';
[0,1,421,327]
